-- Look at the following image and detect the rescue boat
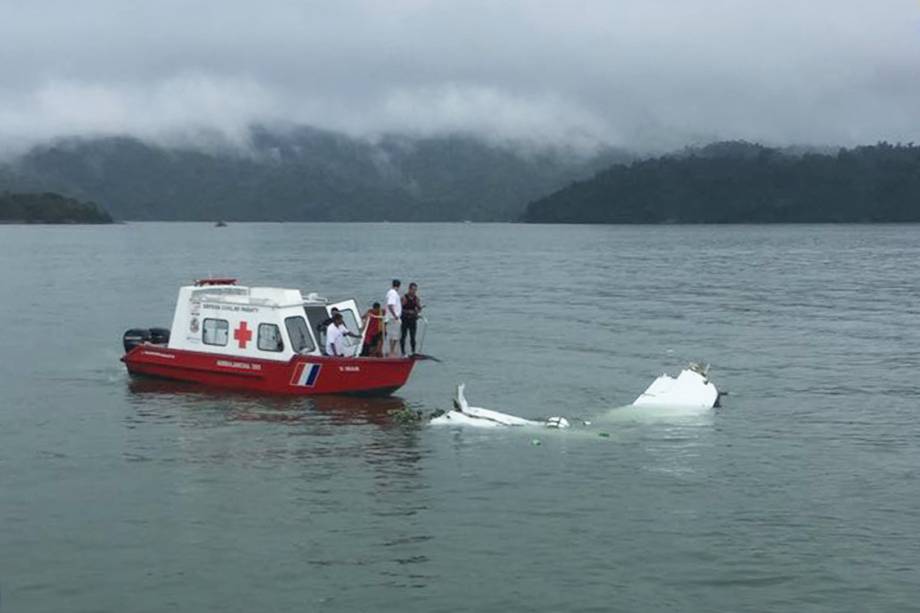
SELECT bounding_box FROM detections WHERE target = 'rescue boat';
[121,279,419,396]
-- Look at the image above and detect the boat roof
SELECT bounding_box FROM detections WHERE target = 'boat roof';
[185,279,327,308]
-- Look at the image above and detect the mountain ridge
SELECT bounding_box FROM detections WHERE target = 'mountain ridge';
[522,141,920,223]
[0,127,631,222]
[0,191,112,224]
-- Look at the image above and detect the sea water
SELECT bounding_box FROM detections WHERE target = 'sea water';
[1,222,919,612]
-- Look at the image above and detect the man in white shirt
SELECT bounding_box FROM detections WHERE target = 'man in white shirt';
[324,312,358,357]
[385,279,402,356]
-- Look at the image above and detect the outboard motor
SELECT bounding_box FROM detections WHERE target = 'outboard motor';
[123,328,151,353]
[149,327,171,345]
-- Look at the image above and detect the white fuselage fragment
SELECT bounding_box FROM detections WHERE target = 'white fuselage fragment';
[430,384,570,428]
[632,368,719,410]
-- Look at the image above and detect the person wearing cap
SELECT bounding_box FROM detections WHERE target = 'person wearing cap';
[385,279,402,356]
[325,312,359,357]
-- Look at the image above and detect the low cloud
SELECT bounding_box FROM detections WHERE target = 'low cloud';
[1,0,918,154]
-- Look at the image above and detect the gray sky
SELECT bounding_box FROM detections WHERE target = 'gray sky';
[1,0,919,152]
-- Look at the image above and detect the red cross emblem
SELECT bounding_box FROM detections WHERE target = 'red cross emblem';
[233,321,253,349]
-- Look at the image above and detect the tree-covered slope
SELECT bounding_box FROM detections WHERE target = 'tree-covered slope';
[523,142,920,223]
[0,192,112,224]
[0,128,629,221]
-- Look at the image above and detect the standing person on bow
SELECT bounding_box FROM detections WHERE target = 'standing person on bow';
[385,279,402,356]
[400,282,423,356]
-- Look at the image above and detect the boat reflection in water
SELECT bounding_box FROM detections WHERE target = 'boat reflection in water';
[123,377,431,557]
[126,377,413,426]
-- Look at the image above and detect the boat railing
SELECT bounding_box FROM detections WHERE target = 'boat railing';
[379,315,428,358]
[417,316,429,355]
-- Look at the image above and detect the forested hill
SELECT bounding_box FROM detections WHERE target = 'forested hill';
[522,142,920,223]
[0,192,112,224]
[0,128,629,221]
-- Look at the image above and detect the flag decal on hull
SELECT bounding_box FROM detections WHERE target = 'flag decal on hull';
[291,363,321,387]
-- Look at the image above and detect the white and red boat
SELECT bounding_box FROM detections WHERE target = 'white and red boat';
[122,279,420,396]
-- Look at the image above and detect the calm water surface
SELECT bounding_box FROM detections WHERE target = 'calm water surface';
[1,223,919,612]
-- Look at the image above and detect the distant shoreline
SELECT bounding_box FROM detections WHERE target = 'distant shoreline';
[0,219,114,225]
[523,143,920,224]
[55,219,920,228]
[0,192,113,224]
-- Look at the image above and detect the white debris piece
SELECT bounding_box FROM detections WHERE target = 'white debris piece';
[632,364,719,410]
[429,384,570,429]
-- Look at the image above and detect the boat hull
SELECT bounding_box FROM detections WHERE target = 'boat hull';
[122,346,416,396]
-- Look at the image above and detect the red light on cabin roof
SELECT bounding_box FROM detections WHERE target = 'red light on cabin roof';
[194,278,238,286]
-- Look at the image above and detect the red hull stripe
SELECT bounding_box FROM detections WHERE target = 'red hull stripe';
[290,362,322,387]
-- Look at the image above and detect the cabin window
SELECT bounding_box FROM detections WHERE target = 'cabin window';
[285,316,315,354]
[258,323,284,352]
[202,318,229,346]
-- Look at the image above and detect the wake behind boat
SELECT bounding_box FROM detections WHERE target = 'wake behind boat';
[121,278,420,395]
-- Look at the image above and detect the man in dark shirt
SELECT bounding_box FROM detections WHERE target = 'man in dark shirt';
[400,282,423,356]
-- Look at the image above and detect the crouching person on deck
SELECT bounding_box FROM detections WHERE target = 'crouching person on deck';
[316,307,339,352]
[325,312,360,357]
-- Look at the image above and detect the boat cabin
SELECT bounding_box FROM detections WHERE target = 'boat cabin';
[168,279,365,360]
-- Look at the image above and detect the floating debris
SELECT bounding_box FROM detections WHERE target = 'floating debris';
[632,363,720,410]
[389,406,426,425]
[429,384,570,429]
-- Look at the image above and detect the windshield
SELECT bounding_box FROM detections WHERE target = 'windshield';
[284,316,315,353]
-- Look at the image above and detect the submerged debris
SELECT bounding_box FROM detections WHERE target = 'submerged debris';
[389,406,427,425]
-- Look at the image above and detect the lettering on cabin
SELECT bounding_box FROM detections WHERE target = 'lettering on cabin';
[214,305,261,313]
[233,321,253,349]
[198,303,259,313]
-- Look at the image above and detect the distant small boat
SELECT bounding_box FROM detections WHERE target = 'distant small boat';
[215,221,228,227]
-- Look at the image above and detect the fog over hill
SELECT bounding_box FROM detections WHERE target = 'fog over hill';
[2,1,918,221]
[0,128,631,221]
